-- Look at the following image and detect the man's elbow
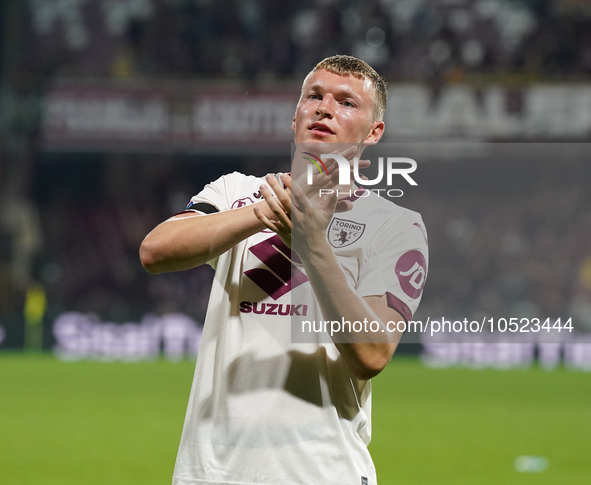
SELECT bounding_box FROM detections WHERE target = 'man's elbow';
[350,344,397,381]
[352,356,390,381]
[139,238,164,274]
[353,362,387,381]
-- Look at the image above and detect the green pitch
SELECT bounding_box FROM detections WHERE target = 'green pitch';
[0,353,589,485]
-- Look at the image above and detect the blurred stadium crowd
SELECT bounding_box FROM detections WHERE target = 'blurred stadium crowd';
[410,155,591,329]
[22,0,591,81]
[1,0,591,350]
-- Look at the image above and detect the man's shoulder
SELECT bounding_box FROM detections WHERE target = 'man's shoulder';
[207,172,288,210]
[357,188,424,224]
[213,171,262,186]
[351,189,428,247]
[214,171,286,188]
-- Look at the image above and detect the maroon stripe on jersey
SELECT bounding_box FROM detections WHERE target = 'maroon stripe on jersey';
[386,292,413,323]
[342,186,366,202]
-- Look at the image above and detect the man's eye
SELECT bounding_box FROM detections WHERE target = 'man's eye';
[342,101,354,108]
[309,94,320,100]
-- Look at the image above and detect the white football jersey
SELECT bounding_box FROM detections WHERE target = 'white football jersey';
[172,172,428,485]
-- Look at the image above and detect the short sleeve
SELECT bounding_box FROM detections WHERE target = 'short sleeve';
[181,172,246,269]
[357,212,429,322]
[187,172,244,213]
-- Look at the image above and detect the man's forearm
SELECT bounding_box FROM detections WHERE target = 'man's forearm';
[140,202,269,273]
[300,240,397,380]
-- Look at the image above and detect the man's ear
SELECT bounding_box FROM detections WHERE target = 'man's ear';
[364,120,385,145]
[291,115,296,132]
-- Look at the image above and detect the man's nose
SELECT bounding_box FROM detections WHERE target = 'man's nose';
[316,96,334,117]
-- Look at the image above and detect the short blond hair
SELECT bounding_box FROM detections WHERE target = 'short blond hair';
[301,55,388,121]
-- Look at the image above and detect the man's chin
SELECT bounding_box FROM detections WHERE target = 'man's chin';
[297,140,334,155]
[296,139,361,156]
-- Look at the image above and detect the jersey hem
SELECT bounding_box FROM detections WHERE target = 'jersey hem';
[172,478,358,485]
[173,479,260,485]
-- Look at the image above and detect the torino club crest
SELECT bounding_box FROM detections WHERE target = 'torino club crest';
[328,218,366,248]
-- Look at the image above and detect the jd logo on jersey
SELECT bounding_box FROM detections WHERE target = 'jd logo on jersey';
[328,218,365,248]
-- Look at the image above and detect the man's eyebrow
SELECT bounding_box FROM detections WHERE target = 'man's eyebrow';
[305,83,363,101]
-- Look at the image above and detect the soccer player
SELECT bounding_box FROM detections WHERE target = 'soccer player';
[140,55,428,485]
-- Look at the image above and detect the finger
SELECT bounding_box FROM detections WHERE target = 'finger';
[310,168,336,189]
[260,192,291,230]
[297,169,333,200]
[328,167,342,186]
[328,145,358,163]
[339,144,361,160]
[260,183,292,229]
[326,188,339,214]
[290,178,313,214]
[281,174,294,208]
[254,206,280,232]
[323,157,338,174]
[297,152,338,189]
[281,173,292,192]
[350,158,370,181]
[265,174,291,218]
[298,151,336,179]
[254,205,291,238]
[357,158,371,169]
[335,199,354,213]
[305,170,341,202]
[291,177,318,214]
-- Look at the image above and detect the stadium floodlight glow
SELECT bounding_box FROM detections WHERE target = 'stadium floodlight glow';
[307,155,418,186]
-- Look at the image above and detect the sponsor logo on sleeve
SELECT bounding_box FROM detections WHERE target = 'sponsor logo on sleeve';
[395,250,427,299]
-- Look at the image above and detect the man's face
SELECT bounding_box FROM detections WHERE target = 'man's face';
[292,69,384,146]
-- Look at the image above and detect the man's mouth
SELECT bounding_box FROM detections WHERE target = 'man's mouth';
[309,122,335,136]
